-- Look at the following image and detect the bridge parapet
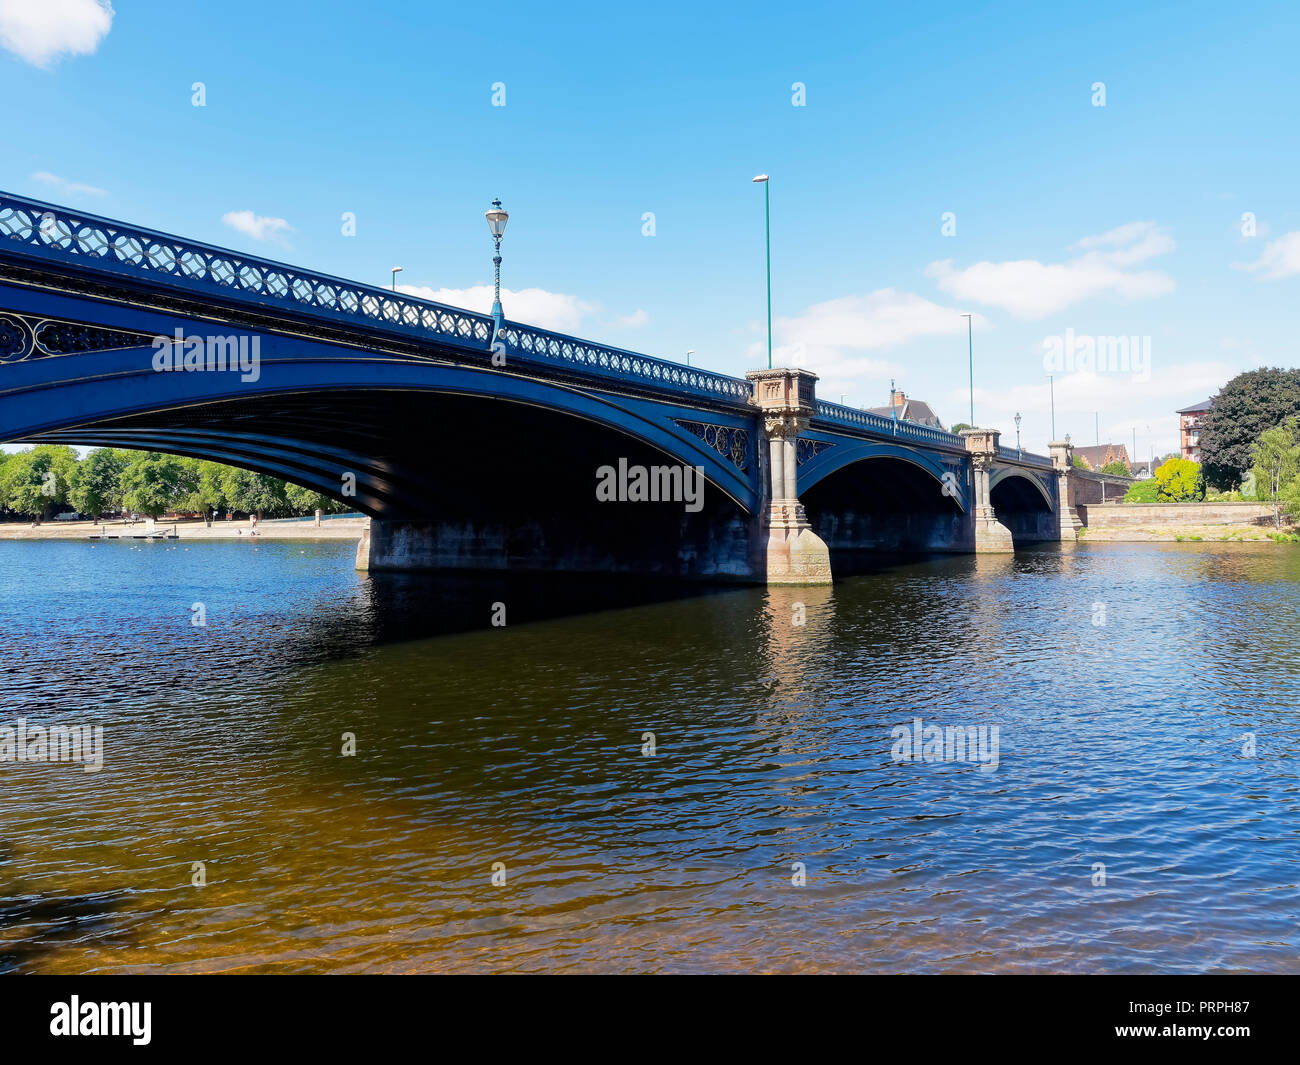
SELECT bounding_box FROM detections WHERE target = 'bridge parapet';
[496,321,751,407]
[996,443,1053,467]
[0,190,754,409]
[812,399,965,449]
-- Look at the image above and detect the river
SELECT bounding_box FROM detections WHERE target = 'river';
[2,538,1297,973]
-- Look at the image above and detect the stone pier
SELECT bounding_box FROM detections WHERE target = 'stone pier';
[1050,439,1085,540]
[745,368,833,584]
[961,428,1015,553]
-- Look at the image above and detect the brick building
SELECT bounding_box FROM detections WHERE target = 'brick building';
[1176,398,1213,462]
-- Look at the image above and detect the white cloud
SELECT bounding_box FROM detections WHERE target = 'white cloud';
[0,0,113,68]
[398,283,598,334]
[31,170,106,197]
[613,309,650,328]
[925,221,1176,319]
[745,288,984,398]
[222,210,293,243]
[957,358,1234,458]
[1234,231,1300,280]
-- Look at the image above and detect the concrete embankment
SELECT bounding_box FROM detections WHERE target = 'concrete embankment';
[1078,501,1293,542]
[0,517,370,541]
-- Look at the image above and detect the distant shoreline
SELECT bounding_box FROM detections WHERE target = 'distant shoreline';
[0,517,369,541]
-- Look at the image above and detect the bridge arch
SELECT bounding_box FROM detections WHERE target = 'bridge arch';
[2,339,759,518]
[797,441,972,560]
[988,467,1057,546]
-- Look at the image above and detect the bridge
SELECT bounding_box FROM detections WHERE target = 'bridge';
[0,190,1094,584]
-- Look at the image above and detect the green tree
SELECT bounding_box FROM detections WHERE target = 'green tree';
[219,466,289,518]
[1199,368,1300,490]
[1123,479,1160,503]
[1100,460,1130,476]
[1154,458,1205,502]
[174,459,230,521]
[0,445,79,520]
[950,422,973,434]
[69,448,129,518]
[119,452,188,518]
[1250,418,1300,528]
[285,482,349,516]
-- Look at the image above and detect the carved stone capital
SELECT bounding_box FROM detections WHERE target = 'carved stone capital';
[764,412,809,439]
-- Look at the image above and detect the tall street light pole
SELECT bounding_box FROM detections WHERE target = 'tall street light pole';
[752,175,771,369]
[961,313,974,426]
[391,265,403,291]
[484,198,509,338]
[1049,375,1056,440]
[686,349,694,367]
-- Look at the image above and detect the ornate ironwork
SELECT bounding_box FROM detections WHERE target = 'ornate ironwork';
[997,443,1052,466]
[0,313,31,362]
[0,193,492,350]
[674,419,750,472]
[0,191,754,407]
[501,323,752,405]
[812,400,1052,467]
[34,321,154,356]
[796,438,834,465]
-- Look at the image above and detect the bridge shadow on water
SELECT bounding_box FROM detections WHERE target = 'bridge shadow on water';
[348,568,752,646]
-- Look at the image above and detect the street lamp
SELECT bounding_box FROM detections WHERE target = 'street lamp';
[686,349,694,367]
[1014,411,1022,458]
[1048,374,1056,440]
[752,174,771,369]
[961,313,974,426]
[485,198,509,336]
[391,265,403,291]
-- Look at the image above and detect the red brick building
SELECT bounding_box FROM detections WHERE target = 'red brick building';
[1073,443,1132,473]
[1176,398,1213,462]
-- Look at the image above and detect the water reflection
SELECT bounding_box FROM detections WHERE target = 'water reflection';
[2,539,1299,972]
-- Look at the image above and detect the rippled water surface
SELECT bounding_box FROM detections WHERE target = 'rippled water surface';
[2,538,1299,973]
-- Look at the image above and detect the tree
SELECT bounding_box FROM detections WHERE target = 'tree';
[950,422,973,434]
[1123,479,1160,503]
[219,466,289,518]
[69,448,128,518]
[1251,418,1300,528]
[174,459,230,521]
[1199,368,1300,490]
[285,482,349,516]
[0,445,79,519]
[1155,458,1205,502]
[1072,454,1089,469]
[1100,460,1130,476]
[119,452,188,518]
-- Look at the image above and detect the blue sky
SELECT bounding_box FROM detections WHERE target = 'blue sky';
[3,0,1298,458]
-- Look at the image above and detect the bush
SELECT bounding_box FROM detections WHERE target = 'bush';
[1123,479,1160,503]
[1155,458,1204,502]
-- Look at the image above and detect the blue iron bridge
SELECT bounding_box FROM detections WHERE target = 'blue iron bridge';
[0,190,1067,582]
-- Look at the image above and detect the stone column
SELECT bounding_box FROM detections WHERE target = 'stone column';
[960,428,1014,553]
[745,368,833,585]
[1049,438,1084,539]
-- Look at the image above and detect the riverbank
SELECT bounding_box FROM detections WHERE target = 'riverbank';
[0,516,369,541]
[1077,500,1296,542]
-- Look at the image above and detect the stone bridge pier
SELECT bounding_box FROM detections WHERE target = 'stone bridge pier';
[961,428,1015,553]
[746,368,833,585]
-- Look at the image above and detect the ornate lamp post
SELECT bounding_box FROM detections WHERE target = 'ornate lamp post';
[1014,411,1022,458]
[484,198,509,336]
